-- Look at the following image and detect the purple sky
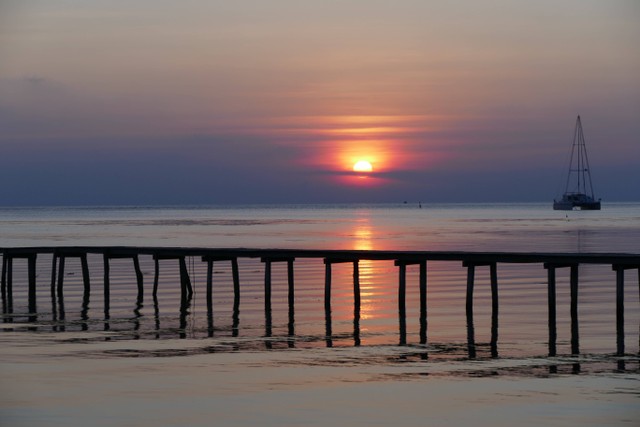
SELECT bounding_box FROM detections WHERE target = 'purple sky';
[1,1,639,205]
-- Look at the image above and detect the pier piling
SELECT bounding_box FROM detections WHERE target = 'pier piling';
[545,263,580,355]
[544,264,558,356]
[395,260,427,345]
[464,262,475,323]
[463,261,499,355]
[259,257,294,341]
[51,252,90,297]
[28,255,37,314]
[178,257,193,301]
[260,257,295,331]
[287,259,295,334]
[570,264,579,355]
[353,260,360,315]
[611,264,640,356]
[398,261,407,345]
[353,260,361,345]
[2,252,38,314]
[261,258,272,320]
[613,265,625,356]
[490,262,498,356]
[103,254,110,315]
[103,252,144,302]
[153,254,192,300]
[324,259,332,314]
[232,258,240,314]
[323,258,360,315]
[463,261,477,359]
[420,261,427,344]
[323,258,359,345]
[202,256,241,321]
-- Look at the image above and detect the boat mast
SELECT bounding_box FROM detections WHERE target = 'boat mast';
[579,116,596,199]
[563,115,596,198]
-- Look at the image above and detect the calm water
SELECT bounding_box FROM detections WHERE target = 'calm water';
[1,203,639,426]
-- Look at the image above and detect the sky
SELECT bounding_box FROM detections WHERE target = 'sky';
[1,0,639,205]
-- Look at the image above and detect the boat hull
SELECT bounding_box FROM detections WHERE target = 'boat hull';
[578,201,601,210]
[553,201,573,211]
[553,194,601,211]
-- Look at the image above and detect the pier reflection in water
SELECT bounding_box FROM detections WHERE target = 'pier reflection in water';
[1,249,639,365]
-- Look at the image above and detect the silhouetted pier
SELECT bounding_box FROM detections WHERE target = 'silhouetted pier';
[1,247,639,356]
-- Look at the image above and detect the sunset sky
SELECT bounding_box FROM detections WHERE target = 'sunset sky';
[1,1,638,205]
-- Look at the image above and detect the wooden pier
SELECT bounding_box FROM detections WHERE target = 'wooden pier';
[1,247,639,356]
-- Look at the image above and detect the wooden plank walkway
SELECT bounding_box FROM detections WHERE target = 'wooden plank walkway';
[2,246,639,356]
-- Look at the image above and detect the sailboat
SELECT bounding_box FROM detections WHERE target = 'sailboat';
[553,115,601,210]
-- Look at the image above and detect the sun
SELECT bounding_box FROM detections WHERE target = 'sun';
[353,160,373,173]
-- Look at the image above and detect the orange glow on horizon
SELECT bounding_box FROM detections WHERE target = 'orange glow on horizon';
[257,114,451,185]
[336,137,392,175]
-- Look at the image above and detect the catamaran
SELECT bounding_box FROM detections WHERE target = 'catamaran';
[553,116,601,210]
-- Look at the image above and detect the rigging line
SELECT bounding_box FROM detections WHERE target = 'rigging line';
[564,118,579,194]
[580,119,597,198]
[558,119,576,196]
[576,116,582,193]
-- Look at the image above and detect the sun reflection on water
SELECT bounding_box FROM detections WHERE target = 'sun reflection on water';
[350,215,388,322]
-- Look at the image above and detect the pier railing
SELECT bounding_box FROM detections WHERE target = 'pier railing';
[2,247,639,356]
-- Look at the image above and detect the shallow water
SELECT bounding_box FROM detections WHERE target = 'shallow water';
[1,203,639,425]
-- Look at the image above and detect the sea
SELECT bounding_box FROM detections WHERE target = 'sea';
[1,203,639,426]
